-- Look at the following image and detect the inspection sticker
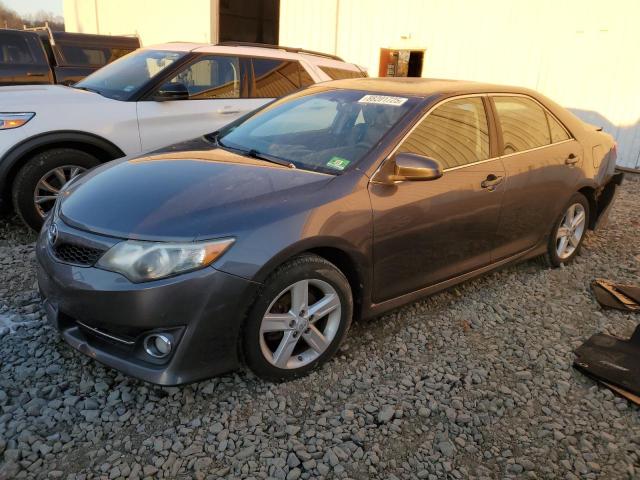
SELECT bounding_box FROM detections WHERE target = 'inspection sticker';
[358,94,408,106]
[326,156,351,171]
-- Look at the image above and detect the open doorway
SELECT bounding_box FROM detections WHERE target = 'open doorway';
[379,48,425,77]
[407,51,424,77]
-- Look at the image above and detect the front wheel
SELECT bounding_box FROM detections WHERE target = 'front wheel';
[542,192,590,267]
[12,148,100,231]
[241,254,353,381]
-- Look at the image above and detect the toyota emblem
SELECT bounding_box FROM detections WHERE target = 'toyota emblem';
[48,222,59,246]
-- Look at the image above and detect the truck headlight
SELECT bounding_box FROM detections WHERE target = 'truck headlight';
[0,113,35,130]
[96,238,234,282]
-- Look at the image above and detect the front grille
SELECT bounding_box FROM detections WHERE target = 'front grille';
[53,243,105,266]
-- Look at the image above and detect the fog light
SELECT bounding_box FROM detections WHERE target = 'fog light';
[144,334,172,358]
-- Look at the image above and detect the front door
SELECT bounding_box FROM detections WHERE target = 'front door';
[490,95,583,260]
[369,96,505,303]
[136,55,266,151]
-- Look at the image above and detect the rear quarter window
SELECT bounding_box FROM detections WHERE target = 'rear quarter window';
[319,66,367,80]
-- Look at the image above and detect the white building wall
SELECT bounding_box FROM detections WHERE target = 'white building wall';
[280,0,640,169]
[63,0,217,46]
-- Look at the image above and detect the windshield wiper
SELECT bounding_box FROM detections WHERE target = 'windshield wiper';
[217,140,295,169]
[246,149,296,169]
[74,86,101,94]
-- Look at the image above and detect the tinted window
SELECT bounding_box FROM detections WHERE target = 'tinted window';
[60,45,107,66]
[299,64,315,88]
[320,66,367,80]
[0,32,35,64]
[219,89,414,174]
[398,97,489,169]
[547,112,570,143]
[170,56,240,99]
[252,58,301,97]
[494,96,551,154]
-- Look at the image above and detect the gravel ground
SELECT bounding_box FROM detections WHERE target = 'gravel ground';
[1,176,639,480]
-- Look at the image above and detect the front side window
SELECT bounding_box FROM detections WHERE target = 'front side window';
[397,97,489,169]
[219,89,415,174]
[252,58,301,97]
[0,32,35,64]
[75,49,185,100]
[168,55,240,99]
[494,96,551,154]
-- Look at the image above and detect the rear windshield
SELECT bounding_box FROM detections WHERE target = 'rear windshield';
[320,66,367,80]
[219,89,415,174]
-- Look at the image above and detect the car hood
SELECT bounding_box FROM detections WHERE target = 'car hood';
[59,142,336,241]
[0,84,107,109]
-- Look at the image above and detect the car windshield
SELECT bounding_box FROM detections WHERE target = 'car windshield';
[218,89,415,174]
[74,49,185,100]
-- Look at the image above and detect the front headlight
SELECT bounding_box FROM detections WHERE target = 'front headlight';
[0,112,35,130]
[96,238,234,282]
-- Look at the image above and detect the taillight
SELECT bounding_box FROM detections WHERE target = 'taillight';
[611,143,617,162]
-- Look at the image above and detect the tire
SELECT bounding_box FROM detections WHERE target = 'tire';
[11,148,100,231]
[540,192,590,267]
[241,254,353,381]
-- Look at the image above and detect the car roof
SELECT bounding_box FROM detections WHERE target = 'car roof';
[316,77,535,98]
[143,42,361,70]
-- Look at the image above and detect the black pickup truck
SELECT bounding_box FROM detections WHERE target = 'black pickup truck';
[0,27,140,86]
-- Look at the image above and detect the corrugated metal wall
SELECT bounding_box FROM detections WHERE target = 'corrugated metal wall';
[280,0,640,168]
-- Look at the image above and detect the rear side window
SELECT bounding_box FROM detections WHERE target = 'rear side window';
[252,58,302,97]
[547,112,570,143]
[398,97,490,169]
[0,32,35,64]
[493,96,551,154]
[169,55,240,99]
[58,45,135,67]
[320,66,367,80]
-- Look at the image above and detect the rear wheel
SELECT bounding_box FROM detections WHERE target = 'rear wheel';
[12,148,99,231]
[541,192,589,267]
[242,254,353,381]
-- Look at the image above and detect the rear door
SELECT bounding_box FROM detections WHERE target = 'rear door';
[490,94,582,260]
[0,30,52,85]
[369,96,506,302]
[136,54,266,151]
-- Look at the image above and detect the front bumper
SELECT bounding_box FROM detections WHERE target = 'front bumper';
[36,221,258,385]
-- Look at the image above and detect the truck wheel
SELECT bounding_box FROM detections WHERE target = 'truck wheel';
[12,148,100,231]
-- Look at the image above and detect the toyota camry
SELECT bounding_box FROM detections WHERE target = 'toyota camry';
[36,78,623,384]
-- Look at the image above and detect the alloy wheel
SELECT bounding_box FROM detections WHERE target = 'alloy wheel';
[33,165,86,218]
[259,278,342,369]
[556,203,586,260]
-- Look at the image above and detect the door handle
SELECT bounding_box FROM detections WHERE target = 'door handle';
[26,72,46,77]
[481,174,504,190]
[565,153,579,165]
[216,108,240,114]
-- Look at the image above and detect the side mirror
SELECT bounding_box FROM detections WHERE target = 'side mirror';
[392,153,443,181]
[153,82,189,101]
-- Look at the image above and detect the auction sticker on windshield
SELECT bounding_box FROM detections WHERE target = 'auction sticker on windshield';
[358,95,408,106]
[326,157,351,171]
